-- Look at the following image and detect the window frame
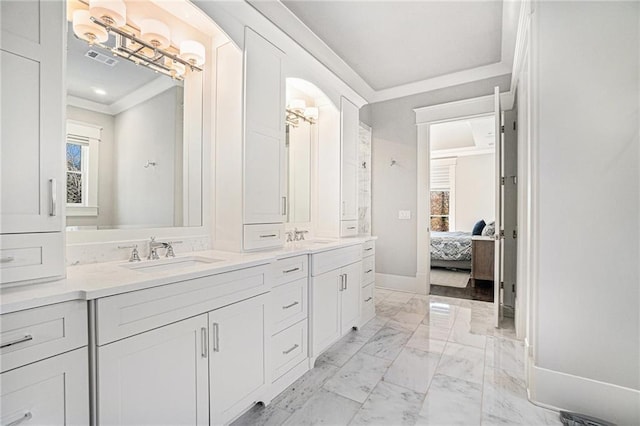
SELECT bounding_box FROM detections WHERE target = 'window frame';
[430,158,456,231]
[66,120,101,217]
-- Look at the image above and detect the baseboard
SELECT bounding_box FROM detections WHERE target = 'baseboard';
[527,358,640,425]
[375,273,425,294]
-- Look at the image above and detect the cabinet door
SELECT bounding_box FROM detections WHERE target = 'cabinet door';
[98,315,209,426]
[340,97,359,221]
[0,347,88,426]
[244,27,286,225]
[209,293,268,425]
[0,1,64,233]
[311,271,341,356]
[340,262,362,334]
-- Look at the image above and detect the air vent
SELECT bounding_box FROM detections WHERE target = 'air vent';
[85,49,118,67]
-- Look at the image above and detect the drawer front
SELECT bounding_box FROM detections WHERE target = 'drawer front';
[96,265,269,345]
[362,256,375,286]
[271,319,308,380]
[340,220,358,237]
[361,283,375,324]
[243,224,285,251]
[0,233,64,286]
[0,347,89,426]
[270,255,308,287]
[362,240,375,258]
[271,277,308,334]
[0,301,88,373]
[311,244,362,277]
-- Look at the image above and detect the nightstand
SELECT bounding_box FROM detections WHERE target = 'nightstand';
[471,236,494,286]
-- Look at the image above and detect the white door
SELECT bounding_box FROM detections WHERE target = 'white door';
[0,348,88,426]
[98,315,209,426]
[493,87,503,328]
[311,271,341,356]
[502,109,518,313]
[0,1,64,233]
[340,97,359,221]
[243,27,286,225]
[340,262,362,334]
[209,294,268,425]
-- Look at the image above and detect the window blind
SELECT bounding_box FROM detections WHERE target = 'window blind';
[430,158,456,191]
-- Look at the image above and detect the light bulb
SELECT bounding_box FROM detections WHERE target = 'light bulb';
[73,10,108,44]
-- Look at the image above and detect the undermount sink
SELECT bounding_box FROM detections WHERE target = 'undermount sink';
[121,256,223,273]
[297,239,333,246]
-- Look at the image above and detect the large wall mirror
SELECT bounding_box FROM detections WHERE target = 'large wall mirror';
[64,0,210,233]
[285,78,331,225]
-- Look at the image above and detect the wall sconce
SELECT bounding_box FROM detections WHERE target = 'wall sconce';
[71,0,205,80]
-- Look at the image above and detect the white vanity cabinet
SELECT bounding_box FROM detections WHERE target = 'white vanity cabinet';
[0,301,89,425]
[0,0,65,285]
[215,27,286,252]
[310,245,362,357]
[340,97,359,224]
[361,239,376,325]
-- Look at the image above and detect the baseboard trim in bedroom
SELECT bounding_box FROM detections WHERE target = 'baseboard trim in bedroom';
[527,359,640,425]
[375,273,425,294]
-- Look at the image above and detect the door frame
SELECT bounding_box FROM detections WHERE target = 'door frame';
[415,92,511,313]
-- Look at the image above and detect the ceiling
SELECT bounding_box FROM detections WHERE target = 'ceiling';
[430,115,495,157]
[248,0,521,103]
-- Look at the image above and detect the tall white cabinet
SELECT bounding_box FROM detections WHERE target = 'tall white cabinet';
[215,28,286,252]
[317,97,360,238]
[0,0,65,285]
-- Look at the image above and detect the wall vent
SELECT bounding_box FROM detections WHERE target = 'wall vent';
[85,49,118,67]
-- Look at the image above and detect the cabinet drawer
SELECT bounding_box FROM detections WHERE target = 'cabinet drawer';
[340,220,358,237]
[272,319,308,380]
[361,283,375,324]
[1,301,87,373]
[362,240,375,258]
[362,256,375,286]
[270,255,308,286]
[243,224,285,251]
[0,347,89,426]
[96,265,268,345]
[0,233,64,286]
[271,277,308,334]
[311,244,361,276]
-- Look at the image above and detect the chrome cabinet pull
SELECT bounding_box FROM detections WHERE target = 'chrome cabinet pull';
[282,344,299,355]
[259,234,277,239]
[0,256,15,263]
[49,178,57,216]
[1,334,33,349]
[364,248,373,251]
[347,226,356,230]
[200,327,207,358]
[5,412,32,426]
[344,274,348,290]
[282,196,287,215]
[366,269,373,273]
[282,301,299,310]
[365,297,373,302]
[283,267,300,274]
[212,323,220,352]
[338,275,343,291]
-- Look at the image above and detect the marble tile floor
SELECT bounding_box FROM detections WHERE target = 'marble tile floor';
[232,290,560,426]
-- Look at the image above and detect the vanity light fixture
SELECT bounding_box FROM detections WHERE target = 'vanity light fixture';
[285,104,317,128]
[71,1,205,81]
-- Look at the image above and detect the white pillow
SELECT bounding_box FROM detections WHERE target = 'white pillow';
[481,221,495,236]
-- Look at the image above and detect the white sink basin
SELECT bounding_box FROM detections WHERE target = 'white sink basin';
[297,239,334,246]
[122,256,223,273]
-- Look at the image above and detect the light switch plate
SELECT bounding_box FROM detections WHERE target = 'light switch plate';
[398,210,411,220]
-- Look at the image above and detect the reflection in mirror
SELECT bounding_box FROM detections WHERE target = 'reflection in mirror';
[285,78,329,224]
[65,18,202,231]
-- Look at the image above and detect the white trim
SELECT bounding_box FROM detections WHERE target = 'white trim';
[414,93,513,124]
[431,147,495,159]
[67,95,112,115]
[66,206,98,217]
[528,359,640,425]
[375,273,425,295]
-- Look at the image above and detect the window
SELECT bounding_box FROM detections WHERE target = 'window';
[430,158,456,231]
[66,142,87,205]
[66,120,101,216]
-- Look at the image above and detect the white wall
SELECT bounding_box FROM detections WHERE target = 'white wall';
[453,153,494,231]
[66,105,115,228]
[113,87,182,228]
[529,1,639,424]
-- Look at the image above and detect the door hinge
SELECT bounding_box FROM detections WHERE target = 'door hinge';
[500,230,505,238]
[501,177,505,185]
[513,229,517,239]
[512,283,516,295]
[500,125,505,133]
[513,121,517,131]
[500,281,504,289]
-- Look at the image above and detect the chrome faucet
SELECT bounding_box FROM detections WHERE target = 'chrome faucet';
[294,228,309,241]
[285,230,295,243]
[148,237,164,260]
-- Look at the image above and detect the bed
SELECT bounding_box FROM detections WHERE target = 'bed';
[430,231,472,270]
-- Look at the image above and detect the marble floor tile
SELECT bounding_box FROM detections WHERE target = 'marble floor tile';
[375,301,404,319]
[230,402,292,426]
[358,316,389,338]
[403,297,431,315]
[273,360,339,413]
[436,342,485,384]
[386,310,426,333]
[448,316,488,349]
[383,346,441,393]
[485,336,525,379]
[360,326,412,361]
[423,303,457,330]
[323,352,391,403]
[406,326,447,354]
[350,381,424,426]
[282,389,361,426]
[375,288,393,301]
[383,291,415,304]
[417,373,482,426]
[317,330,371,367]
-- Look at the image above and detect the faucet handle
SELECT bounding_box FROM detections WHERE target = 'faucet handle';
[164,241,183,258]
[118,244,141,262]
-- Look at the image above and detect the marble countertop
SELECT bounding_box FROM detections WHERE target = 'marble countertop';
[0,236,376,314]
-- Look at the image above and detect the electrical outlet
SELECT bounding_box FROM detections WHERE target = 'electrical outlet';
[398,210,411,220]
